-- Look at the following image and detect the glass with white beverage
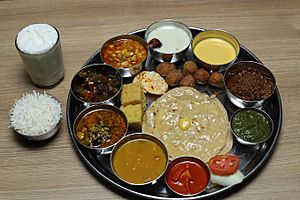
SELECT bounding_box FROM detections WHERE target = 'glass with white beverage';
[15,24,64,87]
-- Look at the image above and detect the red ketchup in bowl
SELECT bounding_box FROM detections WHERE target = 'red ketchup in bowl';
[165,159,210,196]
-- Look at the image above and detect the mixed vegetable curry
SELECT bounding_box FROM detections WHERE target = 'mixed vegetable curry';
[76,109,126,148]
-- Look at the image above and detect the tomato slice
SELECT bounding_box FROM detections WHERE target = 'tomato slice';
[208,154,240,176]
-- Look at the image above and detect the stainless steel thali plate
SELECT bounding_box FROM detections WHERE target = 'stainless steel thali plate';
[66,27,282,199]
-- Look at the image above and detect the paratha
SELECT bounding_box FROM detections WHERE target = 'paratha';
[142,87,231,162]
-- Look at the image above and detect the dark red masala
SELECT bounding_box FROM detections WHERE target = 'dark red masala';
[226,67,275,101]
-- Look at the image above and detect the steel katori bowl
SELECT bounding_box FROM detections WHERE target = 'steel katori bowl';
[164,156,211,196]
[145,19,193,63]
[192,29,240,72]
[19,120,61,141]
[230,107,274,145]
[110,133,169,186]
[73,104,128,154]
[70,63,123,106]
[100,34,148,77]
[9,91,62,142]
[224,61,276,108]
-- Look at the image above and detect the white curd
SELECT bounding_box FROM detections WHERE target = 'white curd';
[147,25,191,54]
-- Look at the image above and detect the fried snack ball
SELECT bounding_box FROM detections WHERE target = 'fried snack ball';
[165,69,183,87]
[180,74,196,87]
[194,68,210,85]
[156,62,176,77]
[182,61,198,76]
[208,72,224,88]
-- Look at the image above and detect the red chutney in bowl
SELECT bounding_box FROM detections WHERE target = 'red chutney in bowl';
[165,157,210,196]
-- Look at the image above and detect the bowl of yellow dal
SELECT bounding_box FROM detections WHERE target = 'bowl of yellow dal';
[110,133,168,185]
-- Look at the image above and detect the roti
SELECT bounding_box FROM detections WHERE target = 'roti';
[142,87,230,162]
[133,71,168,95]
[218,128,233,155]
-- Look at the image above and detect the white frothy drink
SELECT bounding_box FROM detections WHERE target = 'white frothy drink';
[16,24,58,55]
[16,24,64,87]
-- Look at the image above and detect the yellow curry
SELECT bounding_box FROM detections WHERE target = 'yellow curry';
[194,38,237,65]
[112,138,167,184]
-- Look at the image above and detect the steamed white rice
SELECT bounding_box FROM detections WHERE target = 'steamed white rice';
[9,91,62,136]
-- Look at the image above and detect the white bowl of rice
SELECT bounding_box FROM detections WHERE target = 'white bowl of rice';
[9,91,62,141]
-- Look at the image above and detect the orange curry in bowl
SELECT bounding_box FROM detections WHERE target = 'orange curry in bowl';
[75,109,127,148]
[102,38,147,69]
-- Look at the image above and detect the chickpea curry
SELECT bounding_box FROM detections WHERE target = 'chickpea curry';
[102,39,147,69]
[76,109,126,148]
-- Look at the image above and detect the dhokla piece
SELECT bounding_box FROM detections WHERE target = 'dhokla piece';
[120,103,143,130]
[120,82,146,130]
[121,82,145,107]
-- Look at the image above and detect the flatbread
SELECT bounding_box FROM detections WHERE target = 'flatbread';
[142,87,229,162]
[133,71,168,95]
[218,128,233,155]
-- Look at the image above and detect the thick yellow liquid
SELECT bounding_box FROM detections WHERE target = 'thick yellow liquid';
[113,139,167,184]
[194,38,237,65]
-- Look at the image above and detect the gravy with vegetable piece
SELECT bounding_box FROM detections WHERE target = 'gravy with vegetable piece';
[76,109,126,148]
[102,39,147,69]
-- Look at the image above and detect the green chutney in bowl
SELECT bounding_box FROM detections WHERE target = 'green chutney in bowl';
[231,108,273,145]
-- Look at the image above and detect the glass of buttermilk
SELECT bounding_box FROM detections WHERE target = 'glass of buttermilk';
[15,24,64,87]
